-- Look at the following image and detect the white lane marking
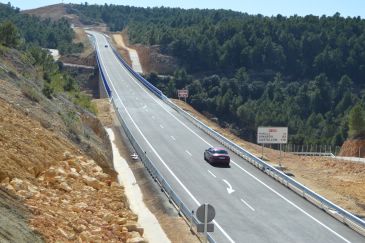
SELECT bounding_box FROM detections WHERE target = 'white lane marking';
[142,105,147,109]
[208,170,216,178]
[102,41,352,242]
[230,160,350,242]
[185,150,192,156]
[222,179,235,194]
[152,116,155,120]
[160,124,164,129]
[96,32,349,243]
[170,136,176,141]
[240,198,255,211]
[91,40,243,243]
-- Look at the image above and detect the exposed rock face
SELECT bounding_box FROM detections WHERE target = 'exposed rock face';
[339,139,365,157]
[0,153,145,242]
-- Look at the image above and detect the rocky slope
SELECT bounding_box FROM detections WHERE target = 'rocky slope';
[0,22,145,242]
[339,139,365,157]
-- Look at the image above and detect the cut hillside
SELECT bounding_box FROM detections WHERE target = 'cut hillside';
[0,30,146,241]
[173,99,365,218]
[117,31,178,75]
[0,98,143,241]
[22,4,82,26]
[339,139,365,157]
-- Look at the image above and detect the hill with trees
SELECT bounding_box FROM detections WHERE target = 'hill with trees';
[69,3,365,146]
[0,2,83,54]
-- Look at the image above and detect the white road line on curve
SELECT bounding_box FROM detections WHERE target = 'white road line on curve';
[93,39,240,243]
[208,170,217,178]
[240,198,255,211]
[103,42,351,242]
[96,32,350,243]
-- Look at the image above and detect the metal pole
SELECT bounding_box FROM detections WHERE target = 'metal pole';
[279,144,282,167]
[261,144,264,159]
[204,204,208,243]
[359,147,361,161]
[190,210,194,232]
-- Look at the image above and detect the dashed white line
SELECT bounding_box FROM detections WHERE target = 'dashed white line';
[240,198,255,211]
[160,124,164,129]
[95,32,350,243]
[105,47,350,241]
[170,136,176,141]
[185,150,192,156]
[151,116,155,120]
[92,39,237,242]
[208,170,216,178]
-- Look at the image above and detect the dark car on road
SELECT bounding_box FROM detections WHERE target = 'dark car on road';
[204,147,230,166]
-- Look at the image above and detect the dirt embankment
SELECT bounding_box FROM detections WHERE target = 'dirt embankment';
[0,87,145,242]
[173,99,365,217]
[113,30,178,75]
[339,139,365,157]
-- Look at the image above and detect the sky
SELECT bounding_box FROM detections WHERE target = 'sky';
[1,0,365,18]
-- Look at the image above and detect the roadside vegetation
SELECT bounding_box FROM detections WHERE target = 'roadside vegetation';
[0,3,96,114]
[71,3,365,145]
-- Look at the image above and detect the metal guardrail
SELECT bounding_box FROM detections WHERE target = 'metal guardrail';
[292,152,335,157]
[161,98,365,236]
[97,35,365,238]
[93,39,215,242]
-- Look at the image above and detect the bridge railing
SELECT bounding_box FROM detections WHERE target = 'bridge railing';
[94,41,216,242]
[101,36,365,237]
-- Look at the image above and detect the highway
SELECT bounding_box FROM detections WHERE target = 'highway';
[89,31,364,243]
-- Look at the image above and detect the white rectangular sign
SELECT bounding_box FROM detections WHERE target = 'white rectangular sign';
[257,127,288,144]
[178,89,189,98]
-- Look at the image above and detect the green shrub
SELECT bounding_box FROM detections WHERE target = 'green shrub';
[20,83,41,102]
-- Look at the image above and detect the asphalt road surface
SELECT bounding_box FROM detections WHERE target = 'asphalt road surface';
[89,31,364,243]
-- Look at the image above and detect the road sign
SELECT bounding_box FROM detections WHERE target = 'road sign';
[177,89,189,98]
[196,204,216,242]
[196,204,215,222]
[257,127,288,144]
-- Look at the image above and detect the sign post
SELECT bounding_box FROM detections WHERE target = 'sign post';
[196,204,215,243]
[177,89,189,102]
[257,127,288,165]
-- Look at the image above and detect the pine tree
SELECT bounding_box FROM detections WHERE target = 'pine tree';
[348,103,365,138]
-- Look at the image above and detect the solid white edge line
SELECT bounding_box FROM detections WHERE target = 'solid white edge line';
[106,37,351,241]
[230,161,350,243]
[240,198,255,212]
[94,34,236,243]
[95,32,350,243]
[208,170,217,178]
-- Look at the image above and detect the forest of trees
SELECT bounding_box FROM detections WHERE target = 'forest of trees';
[0,3,83,54]
[71,4,365,145]
[0,3,95,113]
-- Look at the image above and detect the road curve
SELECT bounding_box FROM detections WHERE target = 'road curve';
[89,31,364,243]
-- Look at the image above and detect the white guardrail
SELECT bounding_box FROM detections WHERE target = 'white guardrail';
[96,35,365,239]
